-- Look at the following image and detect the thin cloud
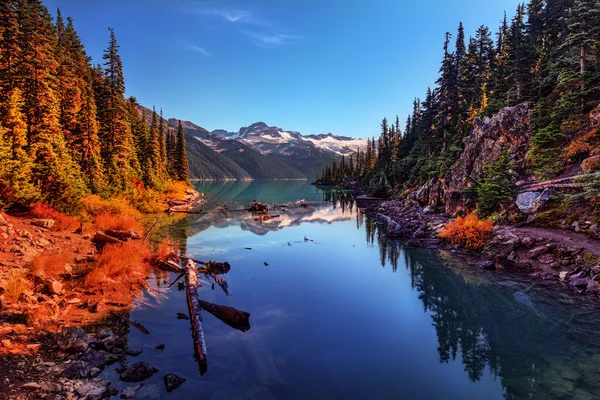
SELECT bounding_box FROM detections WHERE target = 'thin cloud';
[193,7,268,27]
[185,43,210,56]
[244,32,299,48]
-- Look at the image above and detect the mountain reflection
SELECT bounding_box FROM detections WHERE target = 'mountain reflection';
[158,183,600,399]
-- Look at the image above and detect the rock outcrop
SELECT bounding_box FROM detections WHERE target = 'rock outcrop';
[410,102,533,214]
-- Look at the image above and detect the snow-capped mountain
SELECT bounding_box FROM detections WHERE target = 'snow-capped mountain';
[214,122,367,157]
[166,117,366,179]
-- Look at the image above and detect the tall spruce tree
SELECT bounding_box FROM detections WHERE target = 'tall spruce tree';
[99,27,139,192]
[174,120,188,182]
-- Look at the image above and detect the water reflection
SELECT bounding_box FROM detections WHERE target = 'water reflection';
[133,183,600,399]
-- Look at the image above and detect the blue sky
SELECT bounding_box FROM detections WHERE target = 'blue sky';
[45,0,521,138]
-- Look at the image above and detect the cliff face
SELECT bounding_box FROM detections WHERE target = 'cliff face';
[412,102,533,214]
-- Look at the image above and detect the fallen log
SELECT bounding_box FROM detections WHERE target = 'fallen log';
[198,300,250,332]
[154,258,184,273]
[167,199,190,206]
[105,229,140,241]
[92,231,124,249]
[130,320,150,335]
[168,208,202,214]
[184,259,208,375]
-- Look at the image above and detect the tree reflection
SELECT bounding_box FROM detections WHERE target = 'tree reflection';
[363,214,600,399]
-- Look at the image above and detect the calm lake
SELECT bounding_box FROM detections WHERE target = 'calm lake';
[101,180,600,399]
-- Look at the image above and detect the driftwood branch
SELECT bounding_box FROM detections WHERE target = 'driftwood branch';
[198,300,250,332]
[185,259,208,374]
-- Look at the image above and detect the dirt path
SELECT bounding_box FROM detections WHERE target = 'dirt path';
[510,226,600,257]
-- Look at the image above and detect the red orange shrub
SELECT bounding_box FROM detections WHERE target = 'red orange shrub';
[439,214,493,250]
[30,203,79,231]
[93,212,142,234]
[156,238,179,259]
[31,252,75,278]
[84,241,152,289]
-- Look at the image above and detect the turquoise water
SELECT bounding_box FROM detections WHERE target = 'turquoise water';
[101,181,600,399]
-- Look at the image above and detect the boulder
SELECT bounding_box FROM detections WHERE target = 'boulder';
[0,213,9,226]
[76,379,115,400]
[44,278,63,295]
[515,188,555,214]
[57,326,89,354]
[481,229,521,261]
[163,373,186,393]
[62,361,92,379]
[31,219,55,229]
[119,361,159,382]
[375,213,402,236]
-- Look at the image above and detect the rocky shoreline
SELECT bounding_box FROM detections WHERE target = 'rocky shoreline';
[0,189,204,399]
[369,197,600,301]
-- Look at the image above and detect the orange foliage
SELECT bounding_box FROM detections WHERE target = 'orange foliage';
[93,212,142,234]
[163,180,190,199]
[81,195,142,219]
[84,241,151,289]
[439,214,493,250]
[582,155,600,173]
[156,238,179,259]
[30,203,79,231]
[30,252,75,278]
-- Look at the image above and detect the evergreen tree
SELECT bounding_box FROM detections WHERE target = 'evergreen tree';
[174,120,188,182]
[17,0,87,207]
[98,27,139,192]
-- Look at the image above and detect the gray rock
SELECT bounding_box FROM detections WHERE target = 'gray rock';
[31,219,55,229]
[478,260,495,270]
[81,349,107,370]
[516,189,555,214]
[62,361,92,379]
[119,361,159,382]
[121,383,142,399]
[520,236,536,249]
[164,373,186,393]
[482,229,521,261]
[57,327,89,354]
[76,379,112,400]
[376,213,402,236]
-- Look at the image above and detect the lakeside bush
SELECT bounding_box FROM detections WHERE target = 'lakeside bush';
[31,252,75,278]
[93,213,143,234]
[30,203,79,231]
[439,214,493,250]
[84,241,151,289]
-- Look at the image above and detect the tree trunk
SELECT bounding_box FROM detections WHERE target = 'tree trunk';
[184,259,208,375]
[580,45,586,91]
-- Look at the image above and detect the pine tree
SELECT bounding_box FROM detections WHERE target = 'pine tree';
[98,27,139,192]
[56,13,105,193]
[506,4,535,103]
[159,109,167,172]
[436,32,459,152]
[174,120,188,182]
[0,89,39,206]
[17,0,87,208]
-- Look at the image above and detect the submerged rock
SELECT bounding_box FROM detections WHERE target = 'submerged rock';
[119,361,159,382]
[121,383,142,399]
[164,373,186,393]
